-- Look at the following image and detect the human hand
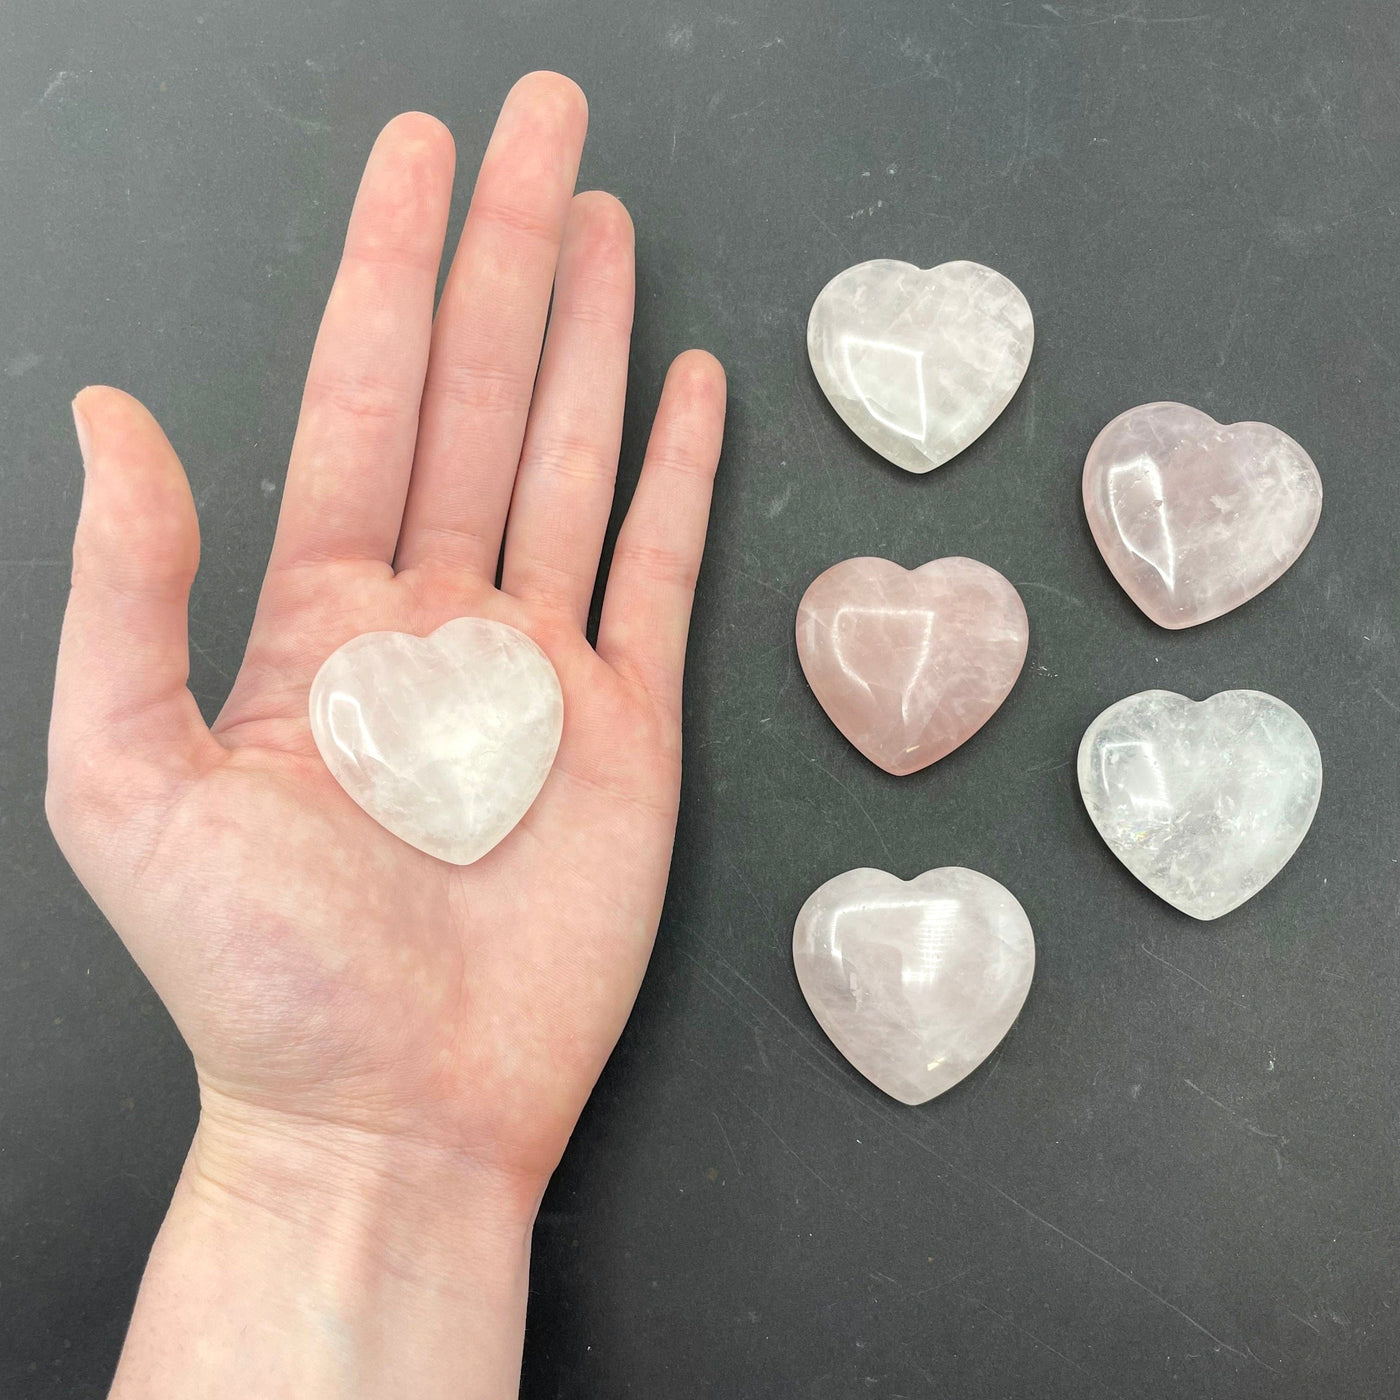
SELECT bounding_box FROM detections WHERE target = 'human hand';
[47,72,725,1398]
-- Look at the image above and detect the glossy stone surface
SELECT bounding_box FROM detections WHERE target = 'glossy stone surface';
[1079,689,1322,920]
[796,556,1028,775]
[309,617,563,865]
[1083,402,1322,629]
[793,867,1035,1105]
[807,259,1034,473]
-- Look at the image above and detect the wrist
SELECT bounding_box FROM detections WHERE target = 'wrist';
[111,1087,541,1399]
[189,1084,545,1252]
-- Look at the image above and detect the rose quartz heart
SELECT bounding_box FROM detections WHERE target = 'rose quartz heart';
[794,866,1035,1104]
[796,557,1028,775]
[1083,402,1322,629]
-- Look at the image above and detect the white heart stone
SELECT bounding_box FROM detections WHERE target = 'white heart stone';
[309,617,563,865]
[793,867,1035,1105]
[807,258,1034,473]
[1078,689,1322,920]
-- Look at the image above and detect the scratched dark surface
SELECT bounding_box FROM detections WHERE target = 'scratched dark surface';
[3,0,1399,1395]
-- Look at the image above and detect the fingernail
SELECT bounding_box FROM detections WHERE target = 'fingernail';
[71,397,92,469]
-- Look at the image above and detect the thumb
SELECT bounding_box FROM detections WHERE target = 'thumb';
[48,387,218,851]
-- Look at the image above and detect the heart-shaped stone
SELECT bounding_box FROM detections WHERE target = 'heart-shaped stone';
[793,867,1035,1105]
[807,258,1033,473]
[796,556,1028,775]
[309,617,563,865]
[1083,402,1322,629]
[1078,689,1322,920]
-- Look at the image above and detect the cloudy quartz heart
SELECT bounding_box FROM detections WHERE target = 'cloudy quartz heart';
[1078,690,1322,920]
[309,618,563,865]
[1083,402,1322,628]
[793,867,1035,1105]
[796,557,1028,775]
[807,259,1033,473]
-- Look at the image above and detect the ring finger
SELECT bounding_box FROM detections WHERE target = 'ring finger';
[500,191,635,626]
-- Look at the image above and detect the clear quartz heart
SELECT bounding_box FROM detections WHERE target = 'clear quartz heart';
[308,617,563,865]
[796,556,1028,775]
[1078,689,1322,920]
[793,867,1035,1105]
[1083,402,1322,628]
[807,258,1034,473]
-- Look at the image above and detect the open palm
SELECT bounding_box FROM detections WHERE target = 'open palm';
[46,72,726,1202]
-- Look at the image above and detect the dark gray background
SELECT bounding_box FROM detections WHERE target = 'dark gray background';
[3,0,1398,1395]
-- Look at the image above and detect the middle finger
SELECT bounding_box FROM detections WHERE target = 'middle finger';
[396,71,588,579]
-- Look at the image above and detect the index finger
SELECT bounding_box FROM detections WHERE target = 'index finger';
[267,112,455,575]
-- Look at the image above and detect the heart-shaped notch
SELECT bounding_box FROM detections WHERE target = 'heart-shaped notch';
[796,556,1028,775]
[807,258,1034,473]
[1083,402,1322,628]
[1078,689,1322,920]
[794,866,1035,1105]
[309,617,563,865]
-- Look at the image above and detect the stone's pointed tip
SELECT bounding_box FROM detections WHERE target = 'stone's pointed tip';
[1177,901,1231,922]
[1079,688,1321,921]
[888,1087,935,1107]
[879,755,927,778]
[794,866,1034,1105]
[808,258,1032,473]
[309,616,563,865]
[1084,401,1321,629]
[797,555,1027,775]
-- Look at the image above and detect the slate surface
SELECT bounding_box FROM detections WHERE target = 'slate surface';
[2,1,1397,1395]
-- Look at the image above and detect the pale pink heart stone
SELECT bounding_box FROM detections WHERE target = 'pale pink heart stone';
[793,866,1035,1105]
[795,557,1029,775]
[1083,402,1322,629]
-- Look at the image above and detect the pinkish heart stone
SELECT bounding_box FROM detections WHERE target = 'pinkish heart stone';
[796,557,1028,775]
[1083,402,1322,629]
[793,866,1035,1104]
